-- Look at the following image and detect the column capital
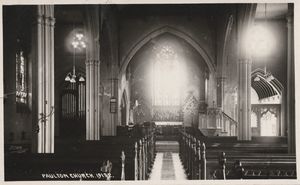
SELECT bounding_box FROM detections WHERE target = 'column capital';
[109,78,119,82]
[216,76,226,81]
[49,17,56,27]
[85,59,101,66]
[36,15,55,27]
[238,58,252,65]
[286,15,292,23]
[286,4,293,29]
[286,14,293,29]
[204,69,210,79]
[36,15,43,24]
[44,16,51,26]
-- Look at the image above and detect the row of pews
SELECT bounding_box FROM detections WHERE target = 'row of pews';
[5,125,156,181]
[179,129,297,180]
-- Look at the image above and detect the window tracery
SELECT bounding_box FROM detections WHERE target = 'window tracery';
[152,45,183,106]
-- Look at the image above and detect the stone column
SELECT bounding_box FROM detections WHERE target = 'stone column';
[86,60,101,140]
[85,6,101,140]
[286,4,295,154]
[237,4,256,140]
[32,5,55,153]
[238,58,252,140]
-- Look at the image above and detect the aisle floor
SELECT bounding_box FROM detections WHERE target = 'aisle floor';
[148,152,187,180]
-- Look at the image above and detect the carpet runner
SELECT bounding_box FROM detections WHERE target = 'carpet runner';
[161,152,175,179]
[149,141,187,180]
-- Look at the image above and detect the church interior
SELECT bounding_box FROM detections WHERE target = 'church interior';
[2,3,296,181]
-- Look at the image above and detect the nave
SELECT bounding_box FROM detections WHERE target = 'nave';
[2,3,296,182]
[4,124,296,181]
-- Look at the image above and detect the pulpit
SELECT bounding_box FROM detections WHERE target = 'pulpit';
[198,107,237,136]
[198,108,222,136]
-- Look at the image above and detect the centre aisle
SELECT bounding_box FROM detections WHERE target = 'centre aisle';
[148,141,187,180]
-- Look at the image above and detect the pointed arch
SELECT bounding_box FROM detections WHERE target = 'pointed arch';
[219,14,234,77]
[119,26,216,78]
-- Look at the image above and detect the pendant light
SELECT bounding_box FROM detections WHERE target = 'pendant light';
[65,31,86,83]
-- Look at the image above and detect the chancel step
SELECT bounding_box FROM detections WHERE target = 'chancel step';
[156,141,179,153]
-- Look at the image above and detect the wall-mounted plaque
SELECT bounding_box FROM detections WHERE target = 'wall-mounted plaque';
[110,98,117,113]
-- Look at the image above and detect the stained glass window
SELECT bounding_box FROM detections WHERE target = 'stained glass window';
[16,49,27,104]
[152,45,185,106]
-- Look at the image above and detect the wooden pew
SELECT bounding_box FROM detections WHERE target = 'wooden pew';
[178,130,296,180]
[5,129,156,181]
[208,152,296,179]
[179,131,206,179]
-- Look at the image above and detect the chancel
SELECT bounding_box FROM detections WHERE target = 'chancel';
[2,3,296,181]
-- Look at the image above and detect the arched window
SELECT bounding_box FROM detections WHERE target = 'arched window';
[16,39,28,105]
[152,45,186,106]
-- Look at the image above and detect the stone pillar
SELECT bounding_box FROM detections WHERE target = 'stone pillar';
[86,60,101,140]
[32,5,55,153]
[236,4,256,140]
[85,6,101,140]
[238,59,252,140]
[286,4,295,154]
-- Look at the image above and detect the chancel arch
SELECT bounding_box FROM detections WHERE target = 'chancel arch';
[119,26,216,80]
[126,32,211,127]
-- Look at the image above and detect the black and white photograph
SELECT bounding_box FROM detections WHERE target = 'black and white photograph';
[0,1,298,184]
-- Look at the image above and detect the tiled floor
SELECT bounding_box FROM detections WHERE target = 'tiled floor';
[148,152,187,180]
